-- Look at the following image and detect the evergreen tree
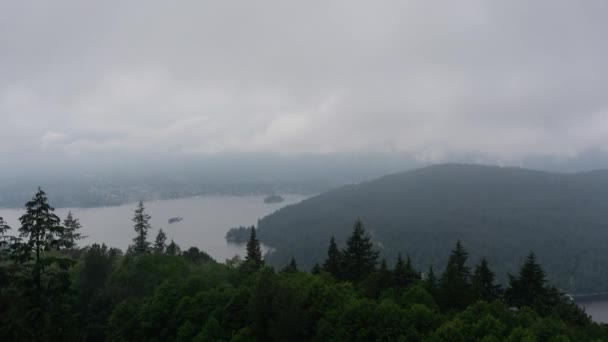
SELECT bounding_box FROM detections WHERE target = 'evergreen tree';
[394,253,421,287]
[131,201,151,254]
[311,263,321,275]
[505,252,548,308]
[281,257,298,273]
[424,265,438,295]
[439,240,472,310]
[376,258,393,290]
[153,228,167,254]
[322,236,342,278]
[245,226,264,270]
[14,188,75,338]
[405,255,421,282]
[0,217,11,288]
[0,216,10,249]
[61,211,83,249]
[166,239,181,256]
[182,246,213,264]
[472,258,502,302]
[393,254,408,287]
[341,219,379,282]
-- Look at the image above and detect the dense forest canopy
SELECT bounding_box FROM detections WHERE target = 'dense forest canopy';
[1,188,607,341]
[258,164,608,293]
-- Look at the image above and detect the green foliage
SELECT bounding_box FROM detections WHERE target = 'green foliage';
[182,246,213,264]
[245,227,264,271]
[2,187,607,341]
[258,164,608,292]
[472,258,502,302]
[166,239,181,256]
[439,240,473,310]
[322,236,341,278]
[61,211,83,249]
[340,219,379,282]
[393,253,420,288]
[280,257,298,273]
[153,228,167,254]
[506,252,548,308]
[131,200,151,254]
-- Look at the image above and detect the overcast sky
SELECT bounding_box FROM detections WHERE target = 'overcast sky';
[1,1,608,167]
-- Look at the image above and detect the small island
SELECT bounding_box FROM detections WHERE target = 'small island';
[264,194,284,204]
[168,216,183,224]
[225,226,252,243]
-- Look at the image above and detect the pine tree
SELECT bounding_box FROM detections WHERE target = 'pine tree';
[405,255,421,282]
[377,258,393,290]
[245,226,264,270]
[166,239,181,256]
[61,211,83,249]
[0,217,11,282]
[472,258,502,302]
[424,265,438,295]
[281,257,298,273]
[394,253,421,287]
[505,252,547,308]
[311,263,321,275]
[393,254,408,287]
[131,201,151,254]
[0,216,10,249]
[153,228,167,254]
[341,219,379,282]
[15,188,75,330]
[323,236,342,278]
[439,240,472,310]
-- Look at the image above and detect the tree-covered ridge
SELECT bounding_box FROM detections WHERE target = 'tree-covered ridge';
[1,188,607,341]
[257,163,608,292]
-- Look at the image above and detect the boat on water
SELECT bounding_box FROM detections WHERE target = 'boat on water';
[168,216,183,224]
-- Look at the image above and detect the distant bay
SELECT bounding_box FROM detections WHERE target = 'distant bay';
[0,194,308,262]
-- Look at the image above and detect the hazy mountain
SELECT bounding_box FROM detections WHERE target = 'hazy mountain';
[258,164,608,293]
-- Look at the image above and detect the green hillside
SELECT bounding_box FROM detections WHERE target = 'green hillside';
[258,164,608,293]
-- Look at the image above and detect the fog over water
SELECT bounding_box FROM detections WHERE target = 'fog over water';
[0,194,308,261]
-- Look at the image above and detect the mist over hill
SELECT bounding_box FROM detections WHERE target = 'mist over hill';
[258,164,608,293]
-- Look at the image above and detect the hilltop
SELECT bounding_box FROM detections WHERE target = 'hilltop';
[258,164,608,292]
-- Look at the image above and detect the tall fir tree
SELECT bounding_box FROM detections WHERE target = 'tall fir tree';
[166,239,181,256]
[61,211,83,249]
[505,252,548,308]
[322,236,342,278]
[439,240,472,310]
[376,258,393,291]
[153,228,167,254]
[0,217,11,286]
[0,216,10,249]
[341,219,379,282]
[281,257,298,273]
[472,257,502,302]
[424,265,438,295]
[394,253,421,287]
[393,254,408,287]
[15,188,75,338]
[131,201,151,254]
[245,226,264,270]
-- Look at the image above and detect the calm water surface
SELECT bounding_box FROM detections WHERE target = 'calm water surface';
[0,194,307,261]
[577,300,608,323]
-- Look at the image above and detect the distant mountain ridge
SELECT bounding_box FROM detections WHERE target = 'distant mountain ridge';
[257,164,608,293]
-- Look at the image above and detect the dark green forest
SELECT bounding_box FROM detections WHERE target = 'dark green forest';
[257,164,608,292]
[1,188,608,341]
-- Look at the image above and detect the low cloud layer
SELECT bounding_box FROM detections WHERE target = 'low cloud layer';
[2,1,608,165]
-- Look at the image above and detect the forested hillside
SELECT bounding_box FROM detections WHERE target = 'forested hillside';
[258,164,608,292]
[1,189,606,341]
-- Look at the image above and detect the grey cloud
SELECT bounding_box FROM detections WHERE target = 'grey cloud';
[1,0,608,164]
